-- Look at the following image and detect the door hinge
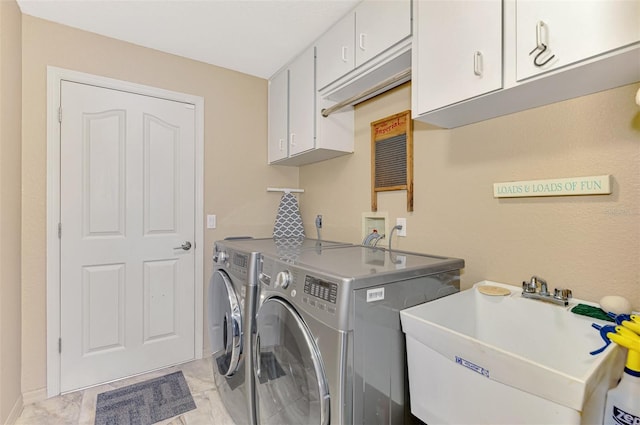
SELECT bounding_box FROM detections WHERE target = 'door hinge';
[58,223,62,239]
[58,338,62,354]
[58,107,62,123]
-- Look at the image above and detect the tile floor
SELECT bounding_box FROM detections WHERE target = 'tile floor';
[15,357,236,425]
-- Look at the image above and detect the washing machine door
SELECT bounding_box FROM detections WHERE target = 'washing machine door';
[254,297,330,425]
[209,269,243,377]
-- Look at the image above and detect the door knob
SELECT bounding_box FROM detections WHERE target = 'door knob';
[174,241,192,251]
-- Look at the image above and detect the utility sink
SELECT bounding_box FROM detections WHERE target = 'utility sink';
[400,281,625,425]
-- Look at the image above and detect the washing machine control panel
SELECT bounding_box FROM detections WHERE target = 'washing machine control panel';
[215,246,249,279]
[229,252,249,276]
[304,276,337,304]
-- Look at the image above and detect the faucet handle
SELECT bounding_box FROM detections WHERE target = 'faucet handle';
[522,279,537,293]
[554,288,572,300]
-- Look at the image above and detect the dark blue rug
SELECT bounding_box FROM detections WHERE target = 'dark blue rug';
[94,371,196,425]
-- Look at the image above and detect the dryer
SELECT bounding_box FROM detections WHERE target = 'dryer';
[209,239,260,425]
[253,246,464,425]
[209,237,352,425]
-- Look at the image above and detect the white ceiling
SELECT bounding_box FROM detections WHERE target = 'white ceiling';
[16,0,361,79]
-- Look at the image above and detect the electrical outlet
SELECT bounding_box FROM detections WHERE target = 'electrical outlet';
[396,218,407,236]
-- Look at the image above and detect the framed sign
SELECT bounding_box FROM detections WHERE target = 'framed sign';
[371,110,413,212]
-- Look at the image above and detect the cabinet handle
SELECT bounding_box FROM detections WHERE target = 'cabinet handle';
[290,133,296,147]
[529,21,556,67]
[473,51,483,77]
[529,21,555,67]
[279,138,285,152]
[341,46,348,62]
[359,33,366,51]
[535,21,546,50]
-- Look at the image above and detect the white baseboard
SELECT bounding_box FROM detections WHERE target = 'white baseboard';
[21,388,47,405]
[5,394,23,425]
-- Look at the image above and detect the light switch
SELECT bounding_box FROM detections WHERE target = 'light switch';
[207,214,217,229]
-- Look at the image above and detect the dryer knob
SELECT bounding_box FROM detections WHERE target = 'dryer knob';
[276,270,292,289]
[215,251,228,263]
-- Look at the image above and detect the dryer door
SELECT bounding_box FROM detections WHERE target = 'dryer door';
[208,269,243,377]
[254,297,330,425]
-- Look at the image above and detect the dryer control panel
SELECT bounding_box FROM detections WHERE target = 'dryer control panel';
[259,255,354,331]
[304,276,337,304]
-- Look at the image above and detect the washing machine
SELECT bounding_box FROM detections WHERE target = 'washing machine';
[253,245,464,425]
[209,239,261,425]
[209,237,352,424]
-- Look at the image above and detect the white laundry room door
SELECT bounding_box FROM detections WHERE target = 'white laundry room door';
[59,80,196,392]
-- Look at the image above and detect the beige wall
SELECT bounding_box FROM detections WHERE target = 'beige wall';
[0,0,23,421]
[21,15,298,394]
[15,9,640,400]
[300,82,640,309]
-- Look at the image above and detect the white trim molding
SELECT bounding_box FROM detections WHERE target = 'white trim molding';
[21,388,46,406]
[5,394,23,424]
[46,67,204,397]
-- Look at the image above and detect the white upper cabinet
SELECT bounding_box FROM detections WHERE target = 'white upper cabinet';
[355,0,412,67]
[316,13,355,90]
[267,48,315,162]
[516,0,640,81]
[413,0,503,114]
[413,0,640,128]
[316,0,411,91]
[288,48,316,157]
[268,69,288,163]
[268,47,354,166]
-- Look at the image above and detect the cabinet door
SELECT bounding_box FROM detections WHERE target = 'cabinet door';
[414,0,503,114]
[355,0,411,67]
[316,12,355,90]
[516,0,640,81]
[268,69,288,163]
[288,47,316,157]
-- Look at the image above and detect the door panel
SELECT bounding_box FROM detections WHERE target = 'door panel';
[60,80,196,392]
[83,110,126,236]
[82,264,125,353]
[144,259,178,341]
[144,114,179,234]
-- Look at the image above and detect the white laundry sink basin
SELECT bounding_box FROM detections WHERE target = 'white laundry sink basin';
[400,281,624,425]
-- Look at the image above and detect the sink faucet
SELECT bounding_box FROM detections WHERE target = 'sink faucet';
[522,275,572,306]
